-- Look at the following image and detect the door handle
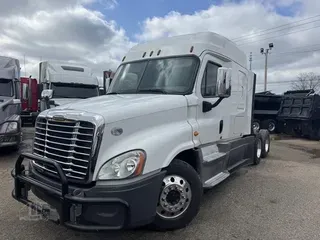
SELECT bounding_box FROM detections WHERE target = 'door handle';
[219,120,223,134]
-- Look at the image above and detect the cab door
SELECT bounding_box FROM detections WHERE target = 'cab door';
[195,53,231,145]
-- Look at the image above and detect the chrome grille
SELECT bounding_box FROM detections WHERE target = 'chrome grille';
[33,116,95,181]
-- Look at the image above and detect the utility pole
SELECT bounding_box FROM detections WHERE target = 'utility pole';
[260,43,274,91]
[23,54,26,76]
[249,52,252,70]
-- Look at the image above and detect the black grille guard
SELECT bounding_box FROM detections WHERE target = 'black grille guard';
[11,152,129,231]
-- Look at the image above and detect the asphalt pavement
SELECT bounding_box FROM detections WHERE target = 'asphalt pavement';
[0,128,320,240]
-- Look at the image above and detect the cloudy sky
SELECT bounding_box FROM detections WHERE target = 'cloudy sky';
[1,0,320,93]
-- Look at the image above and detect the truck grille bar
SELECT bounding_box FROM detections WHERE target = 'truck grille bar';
[33,117,95,181]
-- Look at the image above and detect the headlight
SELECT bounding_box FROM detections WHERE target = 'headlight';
[97,150,146,180]
[0,122,18,134]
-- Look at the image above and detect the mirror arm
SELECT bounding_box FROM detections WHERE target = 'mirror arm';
[202,97,225,113]
[45,96,51,109]
[211,97,224,108]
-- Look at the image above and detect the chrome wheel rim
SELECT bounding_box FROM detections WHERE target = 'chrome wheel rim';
[268,122,275,132]
[265,138,270,152]
[156,175,192,219]
[257,138,262,158]
[253,122,260,131]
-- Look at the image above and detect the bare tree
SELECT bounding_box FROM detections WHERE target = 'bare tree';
[291,72,320,92]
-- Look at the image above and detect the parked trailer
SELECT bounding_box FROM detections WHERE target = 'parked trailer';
[12,32,271,231]
[277,89,320,140]
[253,91,283,133]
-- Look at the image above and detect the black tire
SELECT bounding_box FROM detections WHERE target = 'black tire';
[252,119,260,132]
[262,119,277,133]
[309,127,320,141]
[148,159,202,231]
[253,133,262,165]
[259,129,270,158]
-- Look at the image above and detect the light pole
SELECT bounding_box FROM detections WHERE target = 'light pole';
[260,43,274,91]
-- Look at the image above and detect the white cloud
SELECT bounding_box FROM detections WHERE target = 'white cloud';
[136,0,320,94]
[98,0,118,10]
[0,0,132,83]
[1,0,319,93]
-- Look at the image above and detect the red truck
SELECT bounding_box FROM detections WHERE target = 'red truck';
[20,76,39,126]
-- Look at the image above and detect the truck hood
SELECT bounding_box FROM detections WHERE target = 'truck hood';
[51,98,83,107]
[52,94,188,123]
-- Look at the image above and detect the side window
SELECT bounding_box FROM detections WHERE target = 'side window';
[201,62,221,97]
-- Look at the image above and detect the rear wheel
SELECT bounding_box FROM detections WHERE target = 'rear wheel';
[260,129,270,158]
[149,159,202,231]
[262,119,277,133]
[309,126,320,140]
[253,134,262,165]
[252,119,260,132]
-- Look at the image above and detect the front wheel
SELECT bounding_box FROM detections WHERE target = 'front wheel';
[149,159,202,231]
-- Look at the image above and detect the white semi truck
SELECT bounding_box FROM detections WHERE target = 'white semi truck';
[12,32,270,231]
[38,61,100,111]
[0,56,22,150]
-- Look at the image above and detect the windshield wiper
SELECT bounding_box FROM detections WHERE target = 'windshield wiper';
[106,92,119,95]
[138,88,168,94]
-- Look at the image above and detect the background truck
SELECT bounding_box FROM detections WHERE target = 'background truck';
[12,32,270,231]
[253,91,283,133]
[0,56,22,150]
[38,61,100,111]
[277,89,320,139]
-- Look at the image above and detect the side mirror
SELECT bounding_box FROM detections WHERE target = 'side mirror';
[37,84,44,99]
[103,70,114,94]
[41,89,53,99]
[1,98,21,111]
[12,99,21,105]
[217,67,232,98]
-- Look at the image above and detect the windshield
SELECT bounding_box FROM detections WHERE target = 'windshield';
[51,83,99,99]
[0,78,14,97]
[108,56,199,95]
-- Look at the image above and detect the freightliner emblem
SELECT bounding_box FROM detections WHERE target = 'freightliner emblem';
[52,115,67,122]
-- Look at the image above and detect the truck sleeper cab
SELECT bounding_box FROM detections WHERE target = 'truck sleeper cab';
[12,32,271,231]
[0,56,22,150]
[38,61,100,111]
